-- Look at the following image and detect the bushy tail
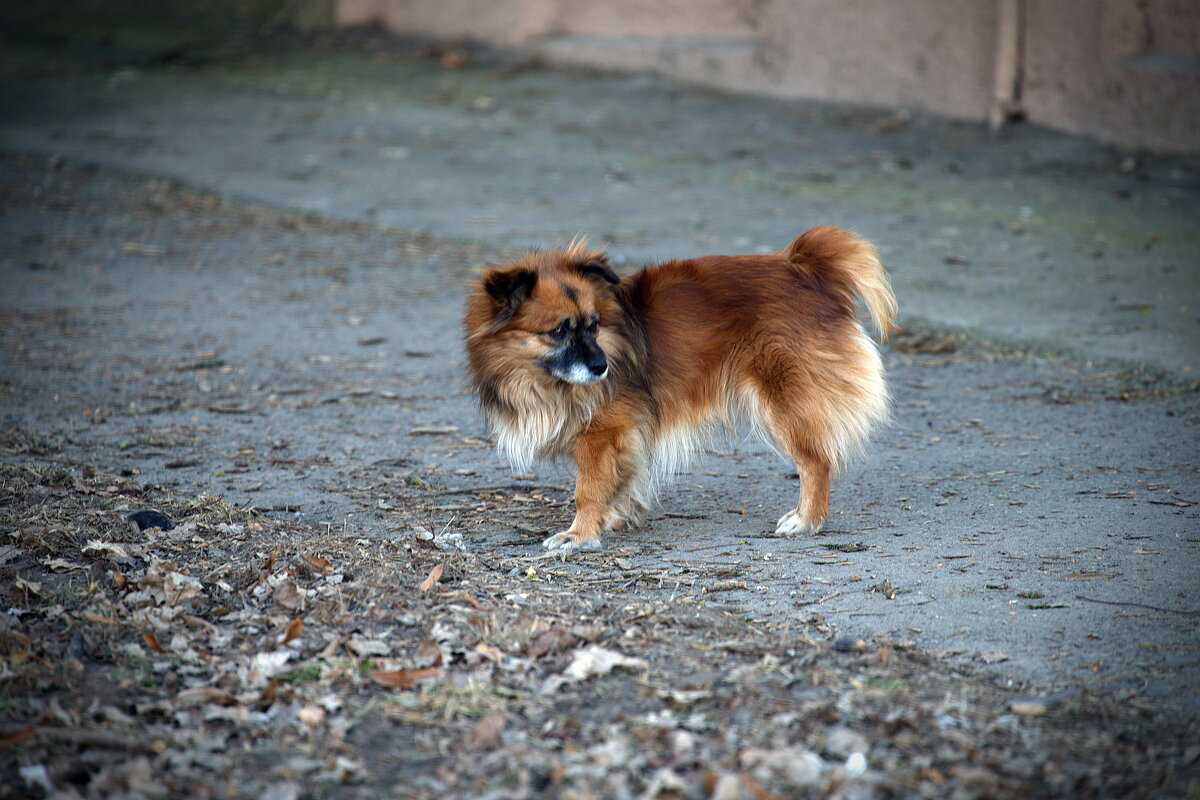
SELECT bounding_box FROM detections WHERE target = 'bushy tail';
[782,225,897,341]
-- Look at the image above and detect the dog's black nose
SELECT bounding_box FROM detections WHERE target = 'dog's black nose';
[588,358,608,376]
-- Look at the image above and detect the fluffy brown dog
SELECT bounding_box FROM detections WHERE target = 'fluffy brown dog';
[464,226,896,552]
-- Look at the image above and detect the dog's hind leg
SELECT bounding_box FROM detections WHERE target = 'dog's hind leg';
[745,372,834,536]
[774,445,831,535]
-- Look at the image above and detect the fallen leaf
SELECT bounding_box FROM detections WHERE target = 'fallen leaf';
[0,726,35,745]
[413,638,443,668]
[245,650,292,687]
[526,627,578,658]
[1009,699,1049,716]
[297,705,325,731]
[273,580,305,612]
[163,571,204,606]
[466,711,506,750]
[473,643,503,663]
[437,589,482,608]
[14,576,42,596]
[347,637,391,658]
[143,632,167,653]
[659,688,712,706]
[41,557,85,573]
[280,619,303,645]
[419,563,444,592]
[175,687,237,707]
[544,645,647,692]
[83,540,130,559]
[0,544,20,567]
[299,554,332,575]
[368,667,442,688]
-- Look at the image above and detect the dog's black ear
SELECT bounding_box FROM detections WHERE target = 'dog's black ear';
[574,256,620,286]
[483,267,537,323]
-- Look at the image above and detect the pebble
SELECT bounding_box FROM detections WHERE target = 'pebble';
[824,726,870,760]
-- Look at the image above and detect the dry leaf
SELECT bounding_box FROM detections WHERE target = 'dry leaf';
[14,576,42,596]
[466,711,506,750]
[437,589,482,609]
[175,687,237,707]
[244,650,292,687]
[0,726,35,745]
[83,540,130,559]
[42,557,85,573]
[280,618,304,645]
[347,637,390,658]
[143,632,167,653]
[84,612,121,625]
[273,580,305,612]
[526,626,577,658]
[413,638,443,668]
[419,563,444,592]
[297,705,325,731]
[367,667,442,689]
[473,643,504,663]
[163,571,204,606]
[300,554,332,575]
[544,645,646,692]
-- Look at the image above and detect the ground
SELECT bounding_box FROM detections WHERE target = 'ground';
[0,13,1199,800]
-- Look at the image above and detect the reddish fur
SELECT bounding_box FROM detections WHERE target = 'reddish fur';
[463,227,895,551]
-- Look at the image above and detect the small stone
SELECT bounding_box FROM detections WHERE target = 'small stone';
[824,726,870,760]
[740,746,824,791]
[832,636,864,652]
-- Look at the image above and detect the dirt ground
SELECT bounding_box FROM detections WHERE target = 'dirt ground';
[2,153,1199,798]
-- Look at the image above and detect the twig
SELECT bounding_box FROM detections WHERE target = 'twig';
[424,483,571,497]
[0,725,158,753]
[1074,595,1196,616]
[796,590,843,607]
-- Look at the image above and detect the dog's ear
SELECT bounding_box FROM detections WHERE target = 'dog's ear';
[482,266,537,324]
[574,255,620,286]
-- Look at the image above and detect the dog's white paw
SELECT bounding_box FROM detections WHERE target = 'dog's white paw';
[776,509,822,536]
[542,531,602,552]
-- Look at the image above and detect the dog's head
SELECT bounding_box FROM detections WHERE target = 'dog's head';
[465,241,621,386]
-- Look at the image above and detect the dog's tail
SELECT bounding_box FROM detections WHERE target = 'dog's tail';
[782,225,897,341]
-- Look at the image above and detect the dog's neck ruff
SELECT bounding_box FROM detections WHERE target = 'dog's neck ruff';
[488,380,604,474]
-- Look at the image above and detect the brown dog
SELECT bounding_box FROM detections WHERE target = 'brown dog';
[463,226,896,551]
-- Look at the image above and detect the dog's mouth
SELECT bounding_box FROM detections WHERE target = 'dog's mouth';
[540,330,609,385]
[547,361,609,385]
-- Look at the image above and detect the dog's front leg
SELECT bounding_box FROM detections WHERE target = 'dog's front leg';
[543,424,636,552]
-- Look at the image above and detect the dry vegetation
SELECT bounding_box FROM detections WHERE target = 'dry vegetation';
[2,427,1197,799]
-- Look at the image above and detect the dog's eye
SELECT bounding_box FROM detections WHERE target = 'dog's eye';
[548,321,570,340]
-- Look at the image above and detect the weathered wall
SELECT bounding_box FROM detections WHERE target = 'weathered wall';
[330,0,1200,153]
[1022,0,1200,153]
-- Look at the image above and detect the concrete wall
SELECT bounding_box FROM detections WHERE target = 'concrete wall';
[1022,0,1200,153]
[332,0,1200,153]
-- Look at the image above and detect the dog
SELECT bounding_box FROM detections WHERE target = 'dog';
[463,226,896,552]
